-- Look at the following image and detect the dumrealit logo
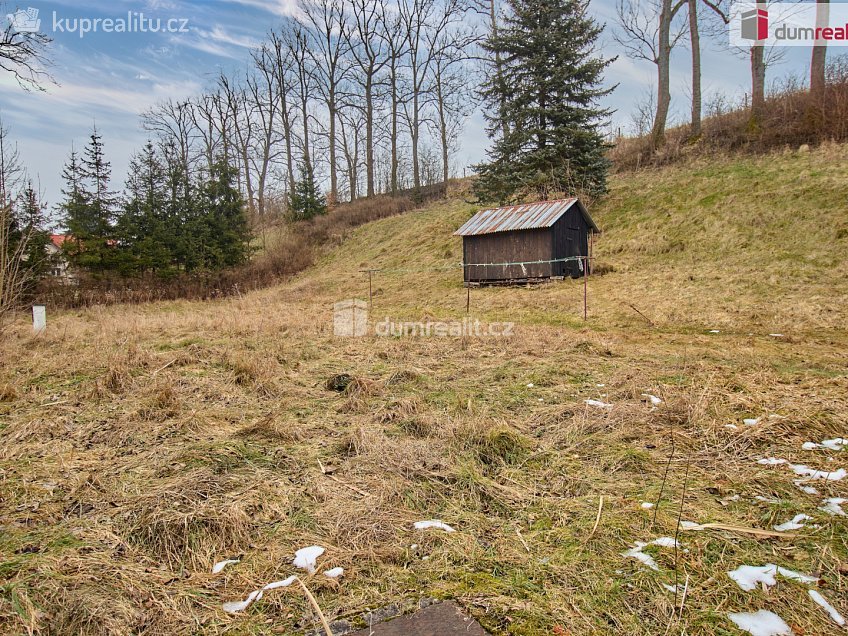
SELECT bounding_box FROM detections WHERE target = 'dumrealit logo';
[740,7,768,40]
[730,3,848,46]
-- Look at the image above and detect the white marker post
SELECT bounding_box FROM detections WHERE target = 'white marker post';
[32,305,46,334]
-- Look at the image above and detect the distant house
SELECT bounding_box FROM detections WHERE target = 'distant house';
[454,198,600,285]
[45,234,75,283]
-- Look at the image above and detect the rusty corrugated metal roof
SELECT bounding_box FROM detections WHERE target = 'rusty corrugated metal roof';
[453,198,599,236]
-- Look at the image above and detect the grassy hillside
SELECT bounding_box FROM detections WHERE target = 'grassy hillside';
[1,145,847,635]
[306,142,848,331]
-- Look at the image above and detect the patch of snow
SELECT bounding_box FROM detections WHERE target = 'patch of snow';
[803,437,847,451]
[773,514,812,532]
[727,565,779,591]
[323,567,344,579]
[662,583,678,593]
[728,564,817,591]
[223,589,263,614]
[622,538,681,571]
[758,458,788,466]
[768,333,784,338]
[596,383,606,387]
[809,589,846,626]
[793,480,819,495]
[263,576,296,590]
[641,393,663,405]
[725,424,739,430]
[526,383,534,388]
[790,464,847,481]
[777,567,818,585]
[820,497,847,516]
[755,495,779,504]
[727,610,792,636]
[622,543,659,571]
[641,502,654,509]
[744,418,761,426]
[651,537,680,548]
[708,329,720,333]
[212,558,240,574]
[414,520,456,532]
[585,399,612,409]
[293,546,325,573]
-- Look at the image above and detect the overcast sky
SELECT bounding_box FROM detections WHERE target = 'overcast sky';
[0,0,815,219]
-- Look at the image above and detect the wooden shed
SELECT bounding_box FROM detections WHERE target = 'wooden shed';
[454,198,599,285]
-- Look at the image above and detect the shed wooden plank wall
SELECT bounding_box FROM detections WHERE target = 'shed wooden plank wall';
[463,227,554,282]
[551,207,590,278]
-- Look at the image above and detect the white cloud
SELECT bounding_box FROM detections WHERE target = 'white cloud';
[198,25,260,50]
[226,0,300,17]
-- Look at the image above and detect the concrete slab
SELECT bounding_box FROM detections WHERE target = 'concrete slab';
[348,601,488,636]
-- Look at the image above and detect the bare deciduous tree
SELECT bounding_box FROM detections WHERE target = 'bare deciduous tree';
[0,7,52,91]
[614,0,687,147]
[428,23,478,184]
[701,0,784,122]
[688,0,702,136]
[0,122,42,330]
[346,0,388,197]
[811,0,830,96]
[304,0,349,205]
[378,0,409,194]
[246,58,287,217]
[259,32,299,195]
[141,99,197,180]
[400,0,469,189]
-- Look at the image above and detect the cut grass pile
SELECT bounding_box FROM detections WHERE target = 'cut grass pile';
[1,144,847,635]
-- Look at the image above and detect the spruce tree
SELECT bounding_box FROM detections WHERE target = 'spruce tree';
[18,184,51,284]
[289,160,327,221]
[118,142,171,276]
[58,146,88,265]
[161,140,199,272]
[62,128,119,274]
[200,157,251,268]
[474,0,614,203]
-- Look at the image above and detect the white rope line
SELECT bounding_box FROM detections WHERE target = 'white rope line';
[360,255,591,275]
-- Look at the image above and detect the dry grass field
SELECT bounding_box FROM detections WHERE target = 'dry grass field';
[1,145,847,635]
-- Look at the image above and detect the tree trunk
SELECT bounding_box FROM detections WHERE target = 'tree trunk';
[811,0,829,96]
[365,76,375,197]
[390,66,399,194]
[688,0,701,137]
[301,95,310,166]
[436,75,449,184]
[750,44,765,119]
[328,93,338,205]
[490,0,509,139]
[651,0,672,148]
[411,91,421,190]
[279,92,295,195]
